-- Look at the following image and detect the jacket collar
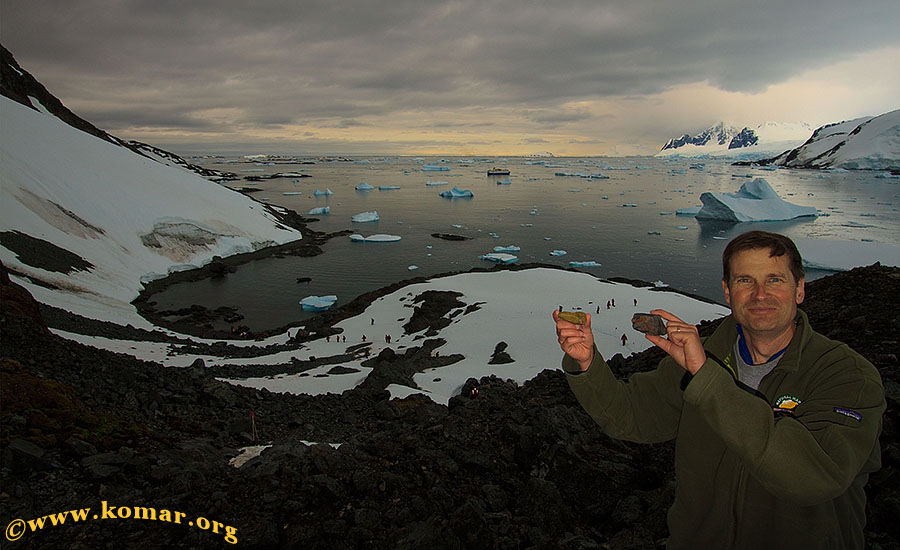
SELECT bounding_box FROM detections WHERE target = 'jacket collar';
[706,310,811,373]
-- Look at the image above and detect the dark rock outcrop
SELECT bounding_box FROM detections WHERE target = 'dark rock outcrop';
[1,262,898,550]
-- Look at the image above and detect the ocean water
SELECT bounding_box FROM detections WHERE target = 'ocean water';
[149,156,900,333]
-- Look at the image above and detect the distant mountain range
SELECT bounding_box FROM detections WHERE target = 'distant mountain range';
[657,121,815,159]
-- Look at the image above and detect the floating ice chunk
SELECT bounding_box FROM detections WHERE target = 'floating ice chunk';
[351,211,379,222]
[550,250,567,256]
[439,186,474,198]
[379,185,400,190]
[489,232,500,238]
[653,280,668,288]
[314,188,333,195]
[426,180,449,186]
[479,253,518,264]
[408,265,419,271]
[676,226,688,230]
[694,178,817,222]
[659,211,674,215]
[422,164,450,171]
[349,233,401,242]
[355,182,375,191]
[676,206,701,216]
[282,192,302,196]
[308,206,330,215]
[300,295,338,311]
[493,245,521,253]
[497,178,512,185]
[569,261,601,267]
[621,204,638,208]
[648,231,661,235]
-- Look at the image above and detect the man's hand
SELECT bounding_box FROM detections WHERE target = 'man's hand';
[553,310,595,372]
[644,309,706,374]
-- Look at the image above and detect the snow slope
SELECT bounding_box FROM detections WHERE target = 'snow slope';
[0,95,302,325]
[768,109,900,170]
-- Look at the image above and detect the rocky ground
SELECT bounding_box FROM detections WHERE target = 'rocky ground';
[1,262,898,549]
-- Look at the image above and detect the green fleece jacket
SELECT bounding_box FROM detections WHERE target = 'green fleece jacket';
[563,310,884,550]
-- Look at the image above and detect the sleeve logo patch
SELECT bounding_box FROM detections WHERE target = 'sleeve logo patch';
[774,395,802,410]
[834,407,862,422]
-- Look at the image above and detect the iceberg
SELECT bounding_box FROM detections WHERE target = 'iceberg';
[439,186,474,199]
[426,180,449,186]
[493,245,521,253]
[569,261,601,267]
[796,239,900,271]
[422,164,450,171]
[379,185,400,190]
[307,206,330,215]
[694,178,817,222]
[355,182,375,191]
[676,206,701,216]
[300,295,338,312]
[313,188,333,196]
[550,250,567,256]
[479,253,519,264]
[349,233,402,242]
[496,178,512,185]
[351,211,379,223]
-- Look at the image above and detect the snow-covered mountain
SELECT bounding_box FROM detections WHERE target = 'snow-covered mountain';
[0,46,303,325]
[657,121,815,159]
[763,109,900,171]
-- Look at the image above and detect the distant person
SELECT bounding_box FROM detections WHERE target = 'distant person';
[620,333,627,346]
[553,230,884,549]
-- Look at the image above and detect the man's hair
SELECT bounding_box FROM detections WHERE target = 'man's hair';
[722,231,804,284]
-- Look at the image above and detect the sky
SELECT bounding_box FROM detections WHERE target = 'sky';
[2,0,899,156]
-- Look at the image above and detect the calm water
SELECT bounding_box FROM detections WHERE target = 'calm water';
[149,156,900,332]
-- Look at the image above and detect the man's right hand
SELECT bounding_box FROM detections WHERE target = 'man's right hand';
[553,310,595,372]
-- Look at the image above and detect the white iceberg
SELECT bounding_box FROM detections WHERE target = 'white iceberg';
[351,211,379,223]
[550,250,567,256]
[349,233,402,243]
[408,265,419,271]
[479,253,519,264]
[307,206,330,215]
[313,188,333,196]
[493,245,521,253]
[569,261,601,267]
[355,182,375,191]
[676,206,702,216]
[426,180,449,186]
[379,185,400,190]
[422,164,450,171]
[300,295,338,312]
[796,239,900,271]
[694,178,817,222]
[439,186,474,198]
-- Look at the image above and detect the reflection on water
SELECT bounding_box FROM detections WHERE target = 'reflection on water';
[147,156,900,332]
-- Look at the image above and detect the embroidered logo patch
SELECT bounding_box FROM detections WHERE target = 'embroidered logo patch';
[834,407,863,422]
[773,395,802,416]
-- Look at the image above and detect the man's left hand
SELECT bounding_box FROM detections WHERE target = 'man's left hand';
[645,309,706,375]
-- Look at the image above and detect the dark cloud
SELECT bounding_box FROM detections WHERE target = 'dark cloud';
[2,0,898,151]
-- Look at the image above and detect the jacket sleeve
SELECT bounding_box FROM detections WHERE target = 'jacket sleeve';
[683,347,885,506]
[563,349,685,444]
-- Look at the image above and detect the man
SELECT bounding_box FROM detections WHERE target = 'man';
[554,231,884,549]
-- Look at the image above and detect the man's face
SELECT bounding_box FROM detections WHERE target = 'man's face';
[722,247,805,338]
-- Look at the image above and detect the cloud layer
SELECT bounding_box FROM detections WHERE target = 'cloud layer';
[3,0,899,154]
